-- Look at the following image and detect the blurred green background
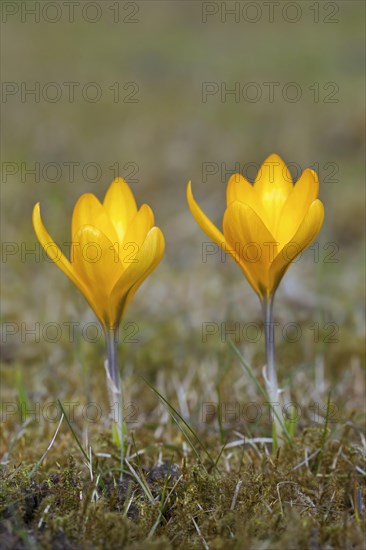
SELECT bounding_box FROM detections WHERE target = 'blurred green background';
[1,1,365,429]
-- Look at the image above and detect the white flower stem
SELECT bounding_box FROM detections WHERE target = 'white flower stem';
[105,329,120,392]
[104,329,125,468]
[262,296,282,444]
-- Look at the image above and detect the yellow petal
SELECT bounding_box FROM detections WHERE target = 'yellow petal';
[120,204,154,267]
[226,173,265,217]
[269,199,324,293]
[32,203,101,320]
[223,201,279,297]
[72,193,118,243]
[103,178,137,242]
[277,169,319,246]
[254,153,293,233]
[186,181,226,249]
[72,225,124,326]
[109,227,165,328]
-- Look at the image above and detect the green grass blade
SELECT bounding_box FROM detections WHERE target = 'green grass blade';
[313,392,331,473]
[272,420,278,453]
[124,458,154,504]
[148,463,182,539]
[15,369,29,422]
[57,399,90,465]
[214,442,227,469]
[216,385,225,445]
[141,376,218,471]
[227,339,294,447]
[286,402,298,439]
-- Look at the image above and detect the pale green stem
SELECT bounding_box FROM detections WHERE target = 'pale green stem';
[262,296,282,442]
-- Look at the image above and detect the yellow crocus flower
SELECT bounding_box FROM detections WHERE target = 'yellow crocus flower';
[33,178,165,331]
[187,153,324,299]
[187,153,324,445]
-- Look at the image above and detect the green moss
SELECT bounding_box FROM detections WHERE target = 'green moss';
[1,424,365,549]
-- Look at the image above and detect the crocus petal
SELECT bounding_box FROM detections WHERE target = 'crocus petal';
[254,153,293,233]
[32,203,101,319]
[226,173,265,218]
[72,193,118,243]
[109,227,165,328]
[72,225,124,326]
[121,204,155,267]
[277,169,319,247]
[223,201,279,297]
[103,178,137,242]
[269,199,325,293]
[187,181,226,249]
